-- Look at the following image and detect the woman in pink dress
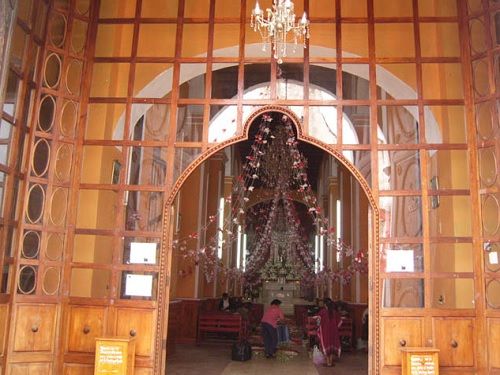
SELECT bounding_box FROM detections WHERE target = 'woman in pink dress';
[318,298,341,367]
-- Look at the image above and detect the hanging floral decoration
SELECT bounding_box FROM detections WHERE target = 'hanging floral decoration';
[173,112,368,286]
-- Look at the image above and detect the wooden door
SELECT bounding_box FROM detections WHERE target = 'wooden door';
[433,318,474,367]
[382,317,423,367]
[487,318,500,371]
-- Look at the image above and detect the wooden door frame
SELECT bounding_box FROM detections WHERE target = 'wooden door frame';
[156,105,381,374]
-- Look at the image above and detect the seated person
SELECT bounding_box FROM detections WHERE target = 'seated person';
[218,292,234,311]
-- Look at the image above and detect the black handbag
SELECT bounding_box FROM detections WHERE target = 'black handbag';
[231,340,252,361]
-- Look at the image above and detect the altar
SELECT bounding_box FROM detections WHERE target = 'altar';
[262,280,301,315]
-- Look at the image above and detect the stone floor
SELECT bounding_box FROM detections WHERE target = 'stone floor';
[166,343,368,375]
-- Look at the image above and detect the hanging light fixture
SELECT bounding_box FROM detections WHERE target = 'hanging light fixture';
[251,0,310,64]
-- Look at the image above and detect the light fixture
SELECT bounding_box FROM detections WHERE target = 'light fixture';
[251,0,310,64]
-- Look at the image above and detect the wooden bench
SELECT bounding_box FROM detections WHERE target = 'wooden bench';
[197,312,247,344]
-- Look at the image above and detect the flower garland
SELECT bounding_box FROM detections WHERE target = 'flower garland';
[172,113,368,287]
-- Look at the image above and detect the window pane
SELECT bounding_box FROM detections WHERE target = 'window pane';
[174,147,202,181]
[425,105,466,144]
[383,278,424,307]
[244,64,271,98]
[179,64,206,99]
[309,23,336,58]
[125,147,167,186]
[90,63,130,97]
[375,24,415,57]
[182,24,208,57]
[95,25,134,57]
[428,195,472,237]
[176,105,204,142]
[213,24,240,57]
[99,0,136,18]
[342,65,369,99]
[343,106,370,144]
[379,195,423,238]
[427,150,470,190]
[141,0,178,17]
[70,268,111,298]
[125,191,164,232]
[432,278,474,308]
[134,63,173,98]
[379,151,421,191]
[378,106,419,144]
[77,190,118,230]
[422,64,464,99]
[132,103,171,142]
[377,64,417,100]
[137,24,176,57]
[212,64,238,99]
[431,243,473,273]
[86,104,126,140]
[420,23,460,57]
[342,24,368,57]
[374,0,412,16]
[73,234,113,264]
[381,244,424,273]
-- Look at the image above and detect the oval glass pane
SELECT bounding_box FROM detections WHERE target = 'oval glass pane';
[54,0,70,10]
[55,143,73,182]
[75,0,90,15]
[26,184,45,224]
[42,267,60,295]
[475,101,495,140]
[46,233,64,261]
[60,100,78,137]
[486,279,500,308]
[38,95,56,132]
[473,59,490,97]
[71,19,88,54]
[485,242,500,272]
[49,12,66,48]
[482,194,500,236]
[18,265,37,294]
[44,53,62,88]
[22,231,40,259]
[32,138,51,177]
[50,187,68,226]
[66,59,83,95]
[469,18,487,54]
[479,147,498,187]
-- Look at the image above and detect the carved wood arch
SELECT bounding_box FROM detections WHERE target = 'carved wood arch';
[157,105,381,374]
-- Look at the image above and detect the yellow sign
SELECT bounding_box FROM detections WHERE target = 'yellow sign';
[95,337,135,375]
[401,348,439,375]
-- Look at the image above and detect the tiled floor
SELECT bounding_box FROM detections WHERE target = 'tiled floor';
[166,343,368,375]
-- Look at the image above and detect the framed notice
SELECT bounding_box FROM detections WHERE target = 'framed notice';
[386,249,414,272]
[129,242,157,264]
[124,274,153,297]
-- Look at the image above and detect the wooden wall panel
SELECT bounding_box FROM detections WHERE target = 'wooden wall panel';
[63,364,94,375]
[134,368,153,375]
[9,362,51,375]
[66,306,106,353]
[13,304,57,352]
[487,318,500,370]
[382,318,423,366]
[167,301,181,356]
[176,300,202,344]
[115,308,155,357]
[433,318,474,367]
[0,304,9,354]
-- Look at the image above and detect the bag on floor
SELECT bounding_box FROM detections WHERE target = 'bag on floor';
[312,345,325,365]
[231,340,252,361]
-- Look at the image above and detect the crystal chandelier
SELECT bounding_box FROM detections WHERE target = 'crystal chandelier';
[251,0,310,64]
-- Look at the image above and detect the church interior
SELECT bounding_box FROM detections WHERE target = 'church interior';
[0,0,498,374]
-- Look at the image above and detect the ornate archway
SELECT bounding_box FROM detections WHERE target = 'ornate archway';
[157,105,380,373]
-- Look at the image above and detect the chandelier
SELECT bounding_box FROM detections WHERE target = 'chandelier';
[251,0,310,64]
